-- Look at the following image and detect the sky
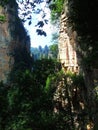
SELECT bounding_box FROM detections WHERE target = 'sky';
[17,0,54,48]
[24,9,53,48]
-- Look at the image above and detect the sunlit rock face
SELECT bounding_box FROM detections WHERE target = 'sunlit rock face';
[58,12,79,73]
[0,1,31,83]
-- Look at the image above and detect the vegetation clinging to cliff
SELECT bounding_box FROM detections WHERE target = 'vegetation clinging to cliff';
[50,0,65,22]
[0,15,6,22]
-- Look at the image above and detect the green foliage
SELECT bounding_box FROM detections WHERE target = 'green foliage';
[0,0,9,6]
[66,71,85,87]
[0,81,8,129]
[32,59,61,86]
[45,76,51,91]
[0,15,6,22]
[45,71,94,129]
[0,59,62,130]
[45,70,64,92]
[9,46,33,82]
[0,62,94,130]
[49,44,58,59]
[50,0,65,22]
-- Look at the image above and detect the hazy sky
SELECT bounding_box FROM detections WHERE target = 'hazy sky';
[18,0,53,48]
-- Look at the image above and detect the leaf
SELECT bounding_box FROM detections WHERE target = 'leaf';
[28,21,32,25]
[27,15,32,20]
[36,21,44,28]
[34,8,42,14]
[44,19,48,24]
[30,2,36,8]
[36,29,47,36]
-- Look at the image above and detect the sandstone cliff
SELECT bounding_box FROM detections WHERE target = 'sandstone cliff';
[0,1,31,83]
[58,12,79,73]
[58,1,98,128]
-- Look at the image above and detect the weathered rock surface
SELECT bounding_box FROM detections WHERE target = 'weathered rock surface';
[0,1,31,83]
[0,6,11,82]
[58,11,79,73]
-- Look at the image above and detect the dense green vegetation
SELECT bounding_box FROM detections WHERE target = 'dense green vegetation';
[0,59,60,130]
[1,58,91,130]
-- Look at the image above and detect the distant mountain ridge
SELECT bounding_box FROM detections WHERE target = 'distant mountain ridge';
[31,44,58,60]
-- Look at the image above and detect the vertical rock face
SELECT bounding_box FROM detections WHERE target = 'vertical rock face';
[58,12,78,73]
[0,6,11,82]
[59,1,98,128]
[0,1,31,83]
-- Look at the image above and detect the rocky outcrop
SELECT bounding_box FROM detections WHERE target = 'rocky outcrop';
[0,5,11,82]
[58,12,79,73]
[0,1,31,83]
[58,1,98,128]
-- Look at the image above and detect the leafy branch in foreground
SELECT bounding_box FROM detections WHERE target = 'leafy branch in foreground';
[16,0,50,36]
